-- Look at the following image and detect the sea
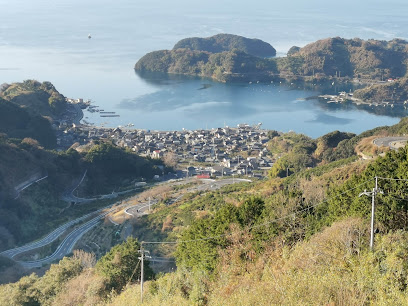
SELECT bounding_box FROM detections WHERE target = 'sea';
[1,0,408,138]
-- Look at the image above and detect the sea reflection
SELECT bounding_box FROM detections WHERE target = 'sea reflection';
[100,71,403,137]
[306,113,353,125]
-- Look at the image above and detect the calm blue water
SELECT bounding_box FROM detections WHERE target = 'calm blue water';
[1,0,408,137]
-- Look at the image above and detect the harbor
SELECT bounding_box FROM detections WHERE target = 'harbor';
[318,92,407,108]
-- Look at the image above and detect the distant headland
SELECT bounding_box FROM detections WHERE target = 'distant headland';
[135,34,408,105]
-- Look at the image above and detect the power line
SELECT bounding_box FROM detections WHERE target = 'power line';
[382,193,408,201]
[377,177,408,182]
[148,258,176,263]
[126,259,140,287]
[141,179,372,246]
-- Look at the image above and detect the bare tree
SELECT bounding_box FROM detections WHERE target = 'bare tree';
[73,249,96,268]
[163,152,178,168]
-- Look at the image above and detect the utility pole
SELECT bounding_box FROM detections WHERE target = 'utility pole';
[359,176,383,251]
[138,243,150,303]
[148,197,151,212]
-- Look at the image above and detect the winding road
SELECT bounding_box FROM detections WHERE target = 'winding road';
[0,177,252,269]
[17,209,114,269]
[1,198,154,268]
[373,136,408,150]
[0,209,99,259]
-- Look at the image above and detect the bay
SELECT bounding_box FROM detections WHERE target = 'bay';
[1,0,408,137]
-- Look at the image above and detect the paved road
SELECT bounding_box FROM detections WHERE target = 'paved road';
[124,178,251,216]
[62,169,143,204]
[1,178,252,269]
[13,171,48,199]
[1,197,152,268]
[125,199,159,216]
[0,209,101,259]
[18,209,114,269]
[62,170,93,204]
[373,137,408,150]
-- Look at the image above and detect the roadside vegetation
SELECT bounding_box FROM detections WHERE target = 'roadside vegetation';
[3,119,408,304]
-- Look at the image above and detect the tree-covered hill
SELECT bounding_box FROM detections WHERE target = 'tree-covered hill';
[173,33,276,57]
[0,97,56,148]
[135,48,278,82]
[353,77,408,102]
[0,80,67,118]
[136,36,408,88]
[0,80,69,148]
[0,137,162,251]
[286,37,408,79]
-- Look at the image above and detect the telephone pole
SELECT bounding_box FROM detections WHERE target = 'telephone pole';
[138,243,150,303]
[359,176,383,251]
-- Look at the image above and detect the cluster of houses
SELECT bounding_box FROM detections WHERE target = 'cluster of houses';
[55,100,275,178]
[82,123,275,178]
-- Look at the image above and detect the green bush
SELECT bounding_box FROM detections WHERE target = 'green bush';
[95,237,153,292]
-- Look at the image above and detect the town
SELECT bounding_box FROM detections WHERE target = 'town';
[58,99,275,179]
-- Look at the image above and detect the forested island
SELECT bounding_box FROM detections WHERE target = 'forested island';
[135,34,408,104]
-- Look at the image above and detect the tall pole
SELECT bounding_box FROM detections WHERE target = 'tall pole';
[359,176,382,252]
[370,177,378,251]
[148,197,151,212]
[140,244,144,303]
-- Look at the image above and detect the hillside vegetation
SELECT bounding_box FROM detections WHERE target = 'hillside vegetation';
[0,136,162,252]
[0,80,67,118]
[0,79,68,148]
[135,49,278,83]
[4,119,408,304]
[0,81,164,253]
[173,33,276,57]
[287,37,408,80]
[354,77,408,102]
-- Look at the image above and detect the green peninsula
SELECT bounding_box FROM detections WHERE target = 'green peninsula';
[136,36,408,103]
